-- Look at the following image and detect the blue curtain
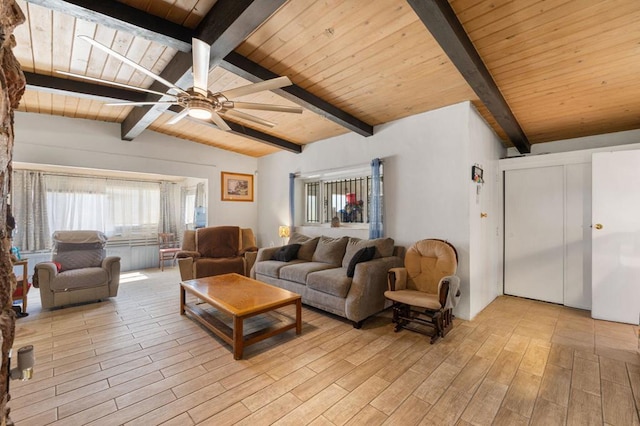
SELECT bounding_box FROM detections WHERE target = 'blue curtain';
[289,173,296,231]
[369,158,383,238]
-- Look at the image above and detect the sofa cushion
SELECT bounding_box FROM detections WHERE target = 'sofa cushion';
[193,256,244,278]
[312,236,349,266]
[342,237,395,267]
[50,267,108,291]
[272,244,301,262]
[346,246,376,278]
[307,267,353,298]
[255,259,304,279]
[279,262,336,285]
[196,226,240,258]
[288,233,319,261]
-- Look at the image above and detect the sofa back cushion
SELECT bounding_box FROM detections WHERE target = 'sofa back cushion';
[196,226,240,258]
[341,237,395,267]
[53,244,105,271]
[312,236,349,266]
[288,232,319,261]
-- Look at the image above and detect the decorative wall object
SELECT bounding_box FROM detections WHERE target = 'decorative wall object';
[221,171,254,202]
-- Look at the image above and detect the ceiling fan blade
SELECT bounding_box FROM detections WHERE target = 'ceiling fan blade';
[192,38,210,96]
[104,101,177,106]
[78,35,188,96]
[210,112,231,131]
[56,70,176,98]
[231,101,303,114]
[221,76,292,99]
[223,109,276,128]
[167,108,190,125]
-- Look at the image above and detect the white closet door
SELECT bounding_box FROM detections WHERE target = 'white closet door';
[504,166,564,304]
[592,150,640,324]
[564,163,591,309]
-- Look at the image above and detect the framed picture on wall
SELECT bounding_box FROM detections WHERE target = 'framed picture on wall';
[221,171,254,202]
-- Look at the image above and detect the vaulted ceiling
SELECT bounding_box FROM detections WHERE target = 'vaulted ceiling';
[12,0,640,157]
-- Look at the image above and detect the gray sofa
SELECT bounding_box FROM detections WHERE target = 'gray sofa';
[251,233,404,327]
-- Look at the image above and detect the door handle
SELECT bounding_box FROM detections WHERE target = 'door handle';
[594,223,603,230]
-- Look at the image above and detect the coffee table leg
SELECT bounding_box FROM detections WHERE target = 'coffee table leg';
[296,299,302,335]
[233,316,244,360]
[180,285,185,315]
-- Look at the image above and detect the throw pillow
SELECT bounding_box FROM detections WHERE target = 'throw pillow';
[342,237,395,267]
[272,244,301,262]
[312,236,349,266]
[347,246,376,278]
[288,232,319,261]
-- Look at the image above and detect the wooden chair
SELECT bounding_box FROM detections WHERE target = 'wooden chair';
[158,233,181,271]
[385,239,461,343]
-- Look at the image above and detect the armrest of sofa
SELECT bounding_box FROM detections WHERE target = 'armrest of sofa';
[255,246,280,262]
[33,262,57,289]
[102,256,121,296]
[245,251,258,278]
[177,257,194,281]
[177,250,200,259]
[345,256,404,323]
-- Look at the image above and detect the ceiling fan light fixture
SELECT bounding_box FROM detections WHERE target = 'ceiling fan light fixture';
[186,98,214,120]
[188,106,212,120]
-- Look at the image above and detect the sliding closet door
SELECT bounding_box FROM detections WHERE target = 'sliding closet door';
[504,166,564,303]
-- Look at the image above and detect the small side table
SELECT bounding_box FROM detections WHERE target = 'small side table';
[12,259,29,314]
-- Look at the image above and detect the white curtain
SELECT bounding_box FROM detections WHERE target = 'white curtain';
[44,175,160,239]
[12,171,51,251]
[159,181,179,235]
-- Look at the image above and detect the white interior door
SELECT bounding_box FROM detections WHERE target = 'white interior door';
[592,151,640,324]
[504,166,564,304]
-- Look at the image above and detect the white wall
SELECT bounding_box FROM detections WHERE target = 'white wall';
[467,107,506,318]
[13,112,259,229]
[257,102,505,320]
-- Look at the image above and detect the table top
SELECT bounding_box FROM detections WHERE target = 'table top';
[181,273,301,317]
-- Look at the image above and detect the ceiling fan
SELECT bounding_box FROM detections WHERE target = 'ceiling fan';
[56,36,303,130]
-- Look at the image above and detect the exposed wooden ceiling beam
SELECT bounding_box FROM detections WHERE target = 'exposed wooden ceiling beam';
[120,0,286,141]
[24,72,146,103]
[23,73,302,153]
[23,0,192,52]
[221,52,373,137]
[166,106,301,154]
[30,0,373,143]
[407,0,531,154]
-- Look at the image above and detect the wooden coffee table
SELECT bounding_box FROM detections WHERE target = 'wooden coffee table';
[180,273,302,359]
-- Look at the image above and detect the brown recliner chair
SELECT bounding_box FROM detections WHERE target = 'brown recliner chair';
[177,226,257,280]
[385,239,461,343]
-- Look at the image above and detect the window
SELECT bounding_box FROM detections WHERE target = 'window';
[183,187,196,227]
[303,172,380,226]
[45,175,161,238]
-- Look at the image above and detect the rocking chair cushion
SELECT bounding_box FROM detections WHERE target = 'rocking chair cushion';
[384,289,442,311]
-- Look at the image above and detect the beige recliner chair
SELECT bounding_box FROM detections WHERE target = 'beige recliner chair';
[34,231,121,309]
[385,239,461,343]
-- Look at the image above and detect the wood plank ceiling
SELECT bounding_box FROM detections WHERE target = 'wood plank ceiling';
[11,0,640,157]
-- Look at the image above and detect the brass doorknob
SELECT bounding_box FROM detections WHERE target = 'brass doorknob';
[594,223,603,230]
[480,213,487,218]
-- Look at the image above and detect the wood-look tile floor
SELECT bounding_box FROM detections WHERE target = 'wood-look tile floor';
[10,268,640,425]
